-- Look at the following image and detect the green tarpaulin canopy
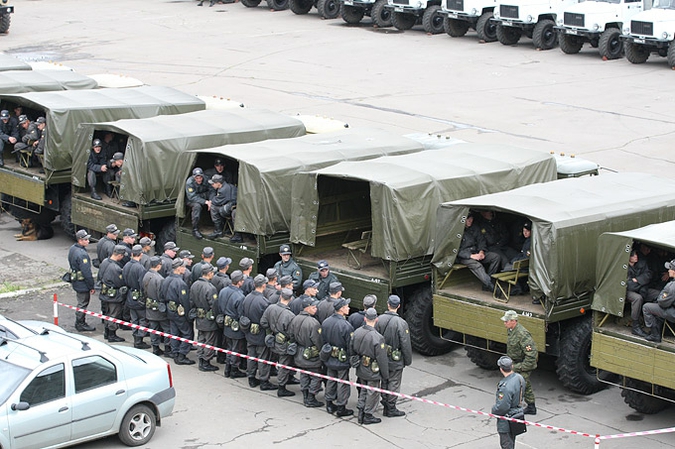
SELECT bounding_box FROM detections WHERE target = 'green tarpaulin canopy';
[291,144,557,261]
[0,86,205,173]
[433,173,675,305]
[181,128,430,234]
[0,53,31,72]
[0,70,98,93]
[593,221,675,317]
[72,109,306,205]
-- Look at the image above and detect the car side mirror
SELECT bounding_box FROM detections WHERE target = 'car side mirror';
[11,402,30,411]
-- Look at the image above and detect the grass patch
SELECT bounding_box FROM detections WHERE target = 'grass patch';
[0,282,22,294]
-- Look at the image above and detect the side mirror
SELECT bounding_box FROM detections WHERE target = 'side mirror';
[11,402,30,411]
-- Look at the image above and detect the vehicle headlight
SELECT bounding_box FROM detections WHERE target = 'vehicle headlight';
[416,0,422,7]
[494,10,500,18]
[471,7,478,15]
[622,25,630,35]
[663,31,670,40]
[592,23,599,31]
[526,15,533,23]
[556,18,563,26]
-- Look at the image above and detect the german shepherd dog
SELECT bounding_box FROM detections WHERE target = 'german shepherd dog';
[14,218,55,241]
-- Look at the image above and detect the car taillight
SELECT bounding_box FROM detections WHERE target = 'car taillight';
[167,363,173,388]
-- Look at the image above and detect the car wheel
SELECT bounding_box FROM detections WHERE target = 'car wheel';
[476,11,497,42]
[443,17,470,37]
[496,23,521,45]
[341,4,364,23]
[559,32,583,54]
[118,404,156,447]
[392,11,416,30]
[624,41,649,64]
[598,28,622,60]
[371,0,392,27]
[532,19,557,50]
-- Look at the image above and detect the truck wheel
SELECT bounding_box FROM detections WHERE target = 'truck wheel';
[624,41,649,64]
[341,5,364,23]
[318,0,340,19]
[118,404,156,446]
[371,0,392,27]
[392,11,416,30]
[422,5,444,34]
[59,192,76,240]
[289,0,313,14]
[476,12,497,42]
[559,33,583,54]
[404,285,457,356]
[0,14,9,34]
[496,24,521,45]
[156,220,176,252]
[598,28,622,60]
[465,336,502,370]
[443,17,469,37]
[668,41,675,69]
[532,19,557,50]
[241,0,262,6]
[555,317,606,395]
[266,0,289,10]
[621,378,670,414]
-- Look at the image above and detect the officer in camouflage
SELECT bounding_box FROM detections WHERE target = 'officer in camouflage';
[501,310,537,415]
[274,244,302,293]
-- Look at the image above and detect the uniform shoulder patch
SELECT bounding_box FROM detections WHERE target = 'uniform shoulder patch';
[294,270,301,276]
[317,328,322,334]
[188,188,194,192]
[119,274,123,279]
[525,345,533,352]
[405,329,409,334]
[181,289,186,295]
[83,258,88,264]
[498,392,504,400]
[381,343,385,349]
[213,294,217,299]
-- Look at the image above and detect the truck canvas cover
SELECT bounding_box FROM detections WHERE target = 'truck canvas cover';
[291,144,558,261]
[1,86,205,173]
[0,70,98,93]
[0,53,31,72]
[182,128,429,235]
[433,173,675,306]
[593,221,675,317]
[72,109,306,205]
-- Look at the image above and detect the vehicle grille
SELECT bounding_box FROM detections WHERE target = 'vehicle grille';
[631,20,653,36]
[564,12,584,27]
[499,5,518,18]
[446,0,463,10]
[392,0,409,4]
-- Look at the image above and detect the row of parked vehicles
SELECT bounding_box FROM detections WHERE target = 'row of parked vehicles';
[237,0,675,68]
[0,51,674,417]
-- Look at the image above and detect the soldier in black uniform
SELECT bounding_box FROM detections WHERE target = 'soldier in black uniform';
[492,356,526,449]
[263,269,279,302]
[239,257,255,296]
[274,244,303,293]
[457,213,501,291]
[216,270,247,378]
[162,258,195,365]
[211,256,232,293]
[86,139,108,199]
[375,295,412,418]
[207,174,239,241]
[191,246,215,283]
[290,279,318,315]
[96,224,119,267]
[139,236,156,270]
[0,109,19,167]
[261,288,297,397]
[144,256,172,357]
[316,282,344,324]
[98,245,127,343]
[185,167,211,239]
[241,274,276,390]
[308,260,339,300]
[160,242,179,278]
[191,263,220,372]
[120,228,137,266]
[348,294,378,329]
[477,210,518,268]
[271,275,293,306]
[289,296,324,408]
[352,308,389,425]
[105,152,124,197]
[321,297,355,417]
[68,229,96,332]
[179,250,195,286]
[123,245,150,349]
[204,157,234,184]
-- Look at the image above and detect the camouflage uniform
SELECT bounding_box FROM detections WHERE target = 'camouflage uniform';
[506,323,537,407]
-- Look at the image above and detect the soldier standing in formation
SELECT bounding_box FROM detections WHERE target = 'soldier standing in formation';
[290,279,318,315]
[98,245,127,343]
[68,229,96,332]
[96,224,119,268]
[143,256,172,357]
[191,246,215,283]
[316,282,344,324]
[179,250,195,286]
[162,258,195,365]
[241,274,276,390]
[160,241,179,277]
[375,295,412,418]
[191,263,220,372]
[348,294,377,329]
[211,257,232,293]
[216,270,248,378]
[492,356,526,449]
[239,257,255,296]
[308,260,339,300]
[274,244,303,293]
[139,236,155,270]
[321,297,354,417]
[289,296,324,408]
[261,288,297,397]
[270,275,293,306]
[501,310,537,415]
[263,269,279,302]
[123,245,150,349]
[351,308,389,425]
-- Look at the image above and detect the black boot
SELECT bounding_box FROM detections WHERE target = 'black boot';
[277,385,295,397]
[326,400,337,414]
[175,353,196,365]
[305,392,323,408]
[302,390,308,403]
[192,227,203,239]
[632,321,650,338]
[152,346,164,356]
[223,364,232,378]
[107,330,125,343]
[230,233,243,243]
[248,377,261,388]
[260,380,278,391]
[134,336,151,349]
[75,319,95,332]
[163,346,175,358]
[358,408,364,424]
[103,327,110,340]
[383,406,406,417]
[207,227,223,239]
[200,360,219,372]
[361,413,381,425]
[523,403,537,415]
[90,188,101,200]
[646,321,663,343]
[335,405,354,417]
[230,366,247,378]
[197,0,204,5]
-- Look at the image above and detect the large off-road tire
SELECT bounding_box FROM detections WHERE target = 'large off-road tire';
[59,192,76,240]
[241,0,262,7]
[464,336,502,370]
[404,285,457,356]
[624,41,649,64]
[266,0,289,10]
[621,378,670,414]
[476,11,497,42]
[371,0,392,27]
[532,19,557,50]
[118,404,156,447]
[289,0,313,14]
[444,17,470,37]
[0,14,10,34]
[392,11,416,30]
[667,41,675,69]
[555,317,606,395]
[341,4,364,24]
[559,32,583,54]
[422,5,444,34]
[496,23,521,45]
[317,0,340,19]
[598,28,622,60]
[155,220,176,253]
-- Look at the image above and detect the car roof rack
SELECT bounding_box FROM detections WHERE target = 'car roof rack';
[38,328,91,351]
[0,337,49,363]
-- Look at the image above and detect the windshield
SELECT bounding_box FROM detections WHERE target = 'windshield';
[654,0,675,9]
[595,0,621,4]
[0,360,31,404]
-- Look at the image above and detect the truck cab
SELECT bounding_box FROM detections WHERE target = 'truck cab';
[621,0,675,67]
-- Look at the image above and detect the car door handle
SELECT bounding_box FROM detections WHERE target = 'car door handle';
[58,406,69,412]
[115,389,126,396]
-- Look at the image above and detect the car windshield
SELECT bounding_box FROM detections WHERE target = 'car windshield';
[654,0,675,8]
[0,360,31,404]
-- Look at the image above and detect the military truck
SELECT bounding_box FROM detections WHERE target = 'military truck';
[69,109,306,249]
[0,53,30,72]
[340,0,392,27]
[492,0,580,49]
[0,1,13,34]
[241,0,289,11]
[621,0,675,68]
[289,0,341,19]
[0,70,98,94]
[440,0,498,42]
[289,144,559,355]
[555,0,650,59]
[386,0,446,34]
[591,220,675,413]
[176,128,436,272]
[431,173,675,394]
[0,86,205,238]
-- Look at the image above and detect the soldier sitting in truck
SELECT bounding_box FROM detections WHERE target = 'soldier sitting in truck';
[185,167,211,240]
[626,249,653,338]
[87,139,108,200]
[457,212,500,292]
[207,173,239,241]
[0,109,18,167]
[477,210,519,268]
[204,157,235,185]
